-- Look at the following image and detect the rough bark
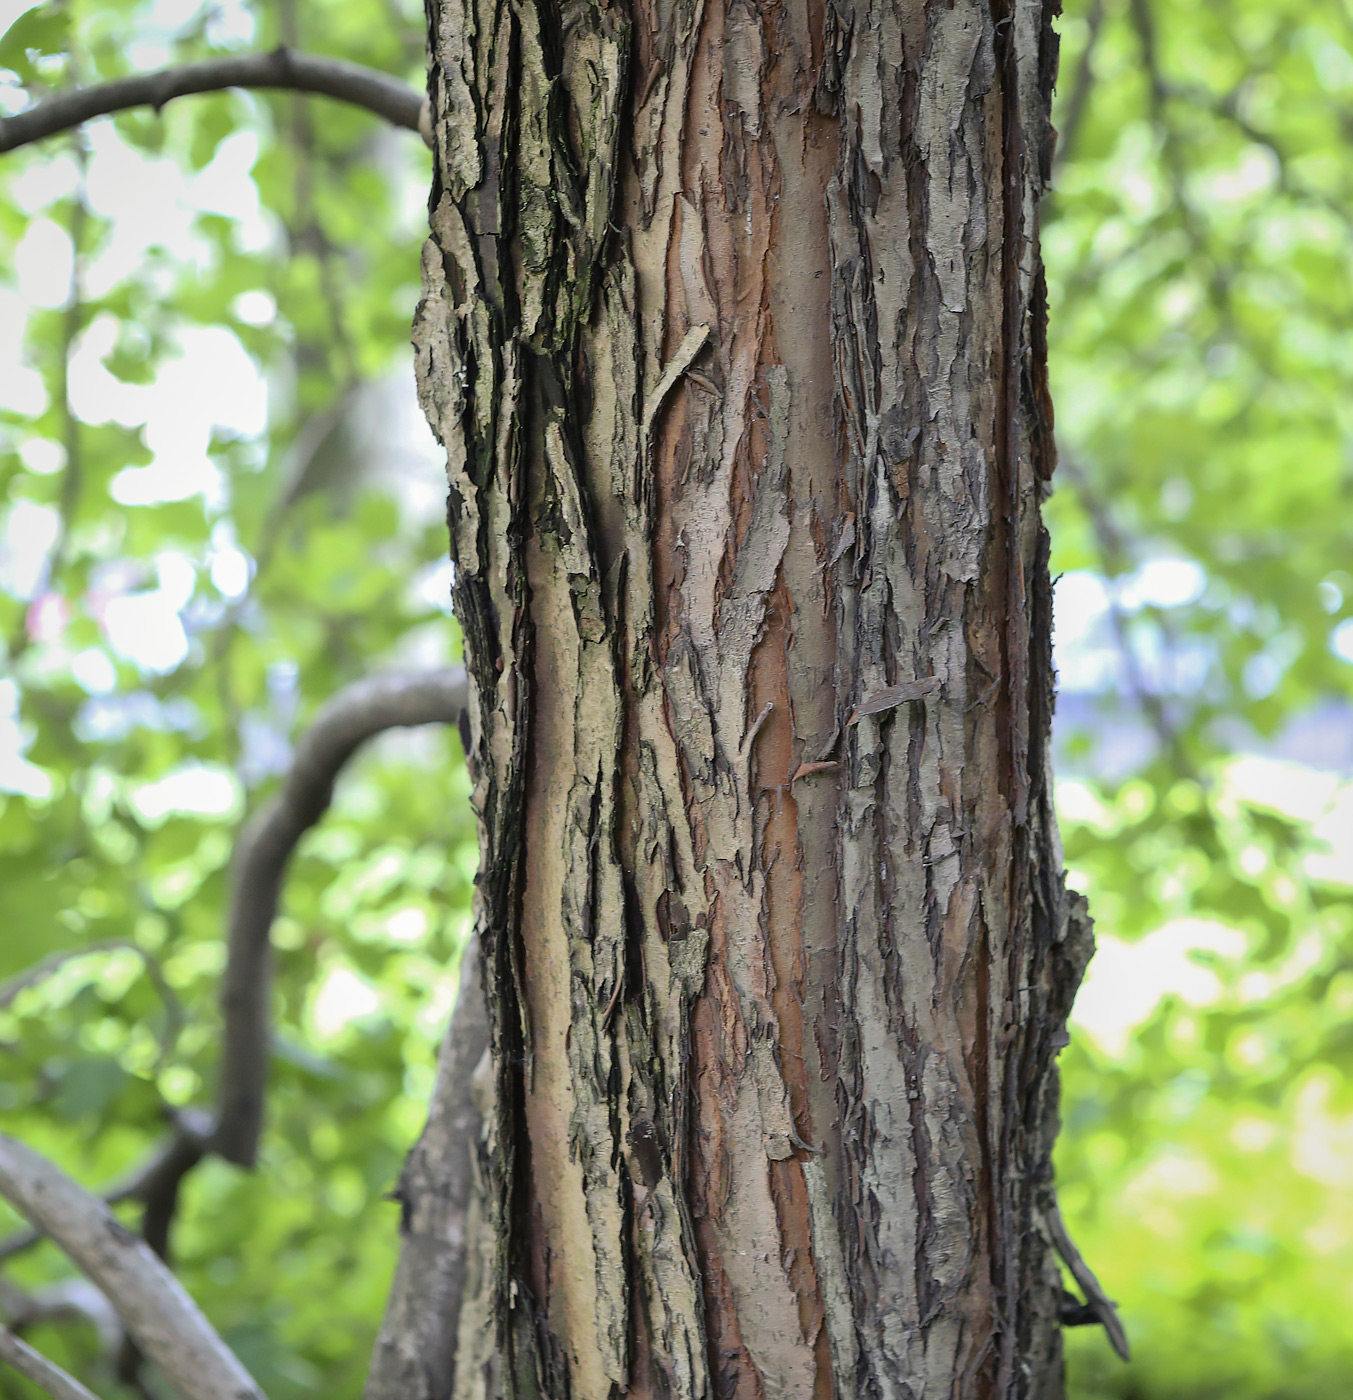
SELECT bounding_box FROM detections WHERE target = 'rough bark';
[367,939,489,1400]
[413,0,1088,1394]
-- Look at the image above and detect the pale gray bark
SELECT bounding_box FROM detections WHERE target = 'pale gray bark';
[0,1326,106,1400]
[0,1133,267,1400]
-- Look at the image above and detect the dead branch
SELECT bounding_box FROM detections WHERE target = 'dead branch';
[215,667,469,1166]
[0,1133,267,1400]
[0,48,428,155]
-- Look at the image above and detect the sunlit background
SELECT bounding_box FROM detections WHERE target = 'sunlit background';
[1,0,1351,1395]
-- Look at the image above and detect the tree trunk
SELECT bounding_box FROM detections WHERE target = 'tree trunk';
[409,0,1089,1394]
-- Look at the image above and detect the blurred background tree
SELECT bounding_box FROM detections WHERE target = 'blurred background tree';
[0,0,1349,1396]
[1047,0,1353,1394]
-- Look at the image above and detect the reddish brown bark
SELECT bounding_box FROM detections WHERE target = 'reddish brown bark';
[406,0,1089,1394]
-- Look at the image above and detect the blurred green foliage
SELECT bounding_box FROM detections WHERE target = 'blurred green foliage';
[1047,0,1353,1394]
[0,0,1349,1396]
[0,0,474,1394]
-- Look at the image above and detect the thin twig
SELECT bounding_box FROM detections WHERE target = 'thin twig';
[1126,0,1237,328]
[279,0,360,385]
[0,941,122,1013]
[1171,78,1353,240]
[0,941,181,1034]
[1047,1201,1131,1361]
[1057,456,1190,768]
[0,49,428,155]
[0,1133,267,1400]
[215,668,468,1166]
[0,936,185,1082]
[0,1326,105,1400]
[1053,0,1104,173]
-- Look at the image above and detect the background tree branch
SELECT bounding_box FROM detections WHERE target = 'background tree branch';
[0,1134,267,1400]
[0,1275,122,1359]
[1,672,473,1395]
[215,667,468,1166]
[1052,0,1104,173]
[0,1110,212,1265]
[0,1326,105,1400]
[0,48,428,155]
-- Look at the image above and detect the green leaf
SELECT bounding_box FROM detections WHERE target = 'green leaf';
[0,3,70,84]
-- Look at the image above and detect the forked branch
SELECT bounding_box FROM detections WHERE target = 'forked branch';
[0,670,471,1400]
[0,1134,267,1400]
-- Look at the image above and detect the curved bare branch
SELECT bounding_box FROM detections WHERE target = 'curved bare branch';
[0,48,428,155]
[0,1133,267,1400]
[0,669,471,1396]
[215,667,469,1166]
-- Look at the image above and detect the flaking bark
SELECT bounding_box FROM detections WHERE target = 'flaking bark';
[414,0,1087,1394]
[367,941,490,1400]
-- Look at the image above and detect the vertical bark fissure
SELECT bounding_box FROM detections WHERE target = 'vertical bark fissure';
[414,0,1088,1393]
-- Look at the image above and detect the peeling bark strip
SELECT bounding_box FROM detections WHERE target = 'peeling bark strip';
[414,0,1089,1393]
